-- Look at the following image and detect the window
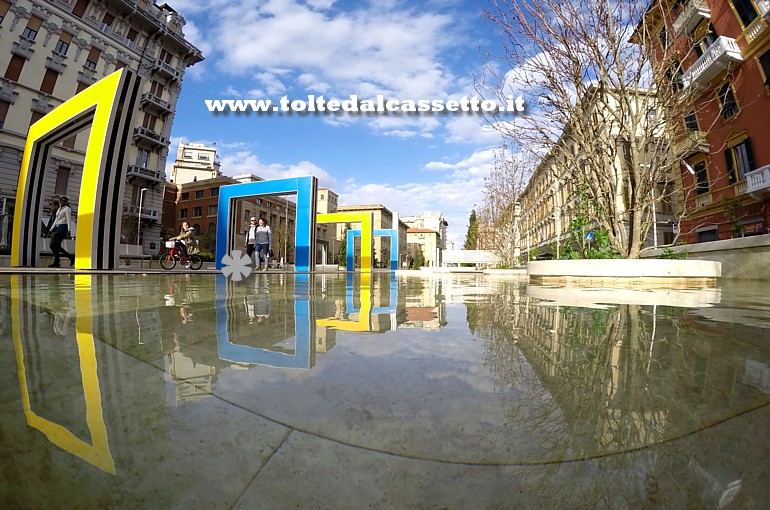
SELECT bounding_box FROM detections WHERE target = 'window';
[29,110,45,127]
[180,192,189,200]
[692,161,709,195]
[136,149,150,168]
[198,154,210,160]
[208,205,217,216]
[115,60,127,71]
[760,49,770,88]
[697,227,718,243]
[244,209,251,219]
[85,47,101,71]
[76,81,89,94]
[733,0,759,28]
[21,16,42,41]
[100,13,114,33]
[4,54,25,82]
[126,28,138,48]
[725,138,755,184]
[193,207,202,217]
[320,193,325,199]
[72,0,90,18]
[0,100,10,129]
[183,150,192,158]
[684,111,699,131]
[210,188,219,197]
[694,24,718,58]
[54,166,70,196]
[159,49,173,64]
[40,69,59,95]
[150,80,163,97]
[54,33,72,56]
[193,224,201,235]
[265,201,271,208]
[195,190,203,198]
[0,0,11,23]
[179,208,188,218]
[142,112,157,130]
[717,83,739,119]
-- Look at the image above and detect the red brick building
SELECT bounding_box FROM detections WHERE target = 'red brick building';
[645,1,770,243]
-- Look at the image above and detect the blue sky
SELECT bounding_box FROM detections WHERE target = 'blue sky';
[165,0,509,246]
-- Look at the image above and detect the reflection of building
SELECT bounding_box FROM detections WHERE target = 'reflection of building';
[402,212,448,266]
[642,0,770,243]
[0,0,202,254]
[400,278,445,331]
[167,352,216,402]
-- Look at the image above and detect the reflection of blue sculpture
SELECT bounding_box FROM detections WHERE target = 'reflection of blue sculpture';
[215,274,313,369]
[216,176,317,273]
[345,273,398,315]
[346,229,399,271]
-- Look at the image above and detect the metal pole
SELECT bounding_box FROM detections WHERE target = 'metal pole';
[138,188,148,251]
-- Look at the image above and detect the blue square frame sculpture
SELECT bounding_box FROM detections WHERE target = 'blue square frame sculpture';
[347,228,399,271]
[216,176,317,273]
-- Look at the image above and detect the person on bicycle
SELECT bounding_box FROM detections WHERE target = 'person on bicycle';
[171,222,196,268]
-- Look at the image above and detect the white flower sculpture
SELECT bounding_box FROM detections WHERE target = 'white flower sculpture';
[220,250,253,281]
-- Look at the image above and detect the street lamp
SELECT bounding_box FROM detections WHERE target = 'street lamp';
[138,187,149,251]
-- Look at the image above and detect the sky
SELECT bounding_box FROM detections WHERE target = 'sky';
[164,0,513,247]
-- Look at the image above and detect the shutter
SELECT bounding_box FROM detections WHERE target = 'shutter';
[0,100,10,125]
[40,69,58,95]
[4,55,25,82]
[744,138,756,172]
[724,147,736,183]
[27,16,43,31]
[87,47,102,63]
[0,0,11,17]
[60,32,73,44]
[102,13,115,24]
[72,0,90,18]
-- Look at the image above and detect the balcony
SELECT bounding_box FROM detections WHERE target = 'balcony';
[673,0,710,36]
[140,92,172,115]
[745,164,770,198]
[133,126,168,149]
[127,164,164,184]
[45,54,67,73]
[152,59,181,81]
[682,37,743,91]
[673,130,709,157]
[695,193,712,207]
[744,12,769,44]
[123,204,159,220]
[78,68,98,86]
[11,39,35,59]
[759,1,770,22]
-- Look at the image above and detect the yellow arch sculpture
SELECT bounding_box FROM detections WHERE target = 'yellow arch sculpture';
[316,212,373,272]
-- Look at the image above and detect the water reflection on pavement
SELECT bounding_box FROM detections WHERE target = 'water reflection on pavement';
[0,273,768,509]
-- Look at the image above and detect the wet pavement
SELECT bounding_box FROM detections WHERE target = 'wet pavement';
[1,272,768,509]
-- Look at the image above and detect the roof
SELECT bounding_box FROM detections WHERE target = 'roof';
[407,228,438,234]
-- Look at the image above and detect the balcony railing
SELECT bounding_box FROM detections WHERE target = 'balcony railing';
[695,194,712,207]
[123,204,159,220]
[734,180,748,196]
[673,0,710,36]
[140,92,172,114]
[745,164,770,197]
[744,13,769,44]
[152,59,181,81]
[127,164,164,183]
[133,126,169,148]
[682,36,743,91]
[673,130,709,157]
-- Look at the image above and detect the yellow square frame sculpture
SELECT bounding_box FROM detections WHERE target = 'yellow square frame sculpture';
[316,274,372,332]
[12,68,140,269]
[316,212,374,272]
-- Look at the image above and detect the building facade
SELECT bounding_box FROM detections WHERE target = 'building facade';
[518,88,676,259]
[0,0,202,254]
[169,142,220,184]
[645,0,770,243]
[401,211,448,266]
[336,204,407,268]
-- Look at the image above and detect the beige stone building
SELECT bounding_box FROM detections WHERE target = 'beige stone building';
[0,0,202,253]
[519,88,676,259]
[335,203,407,268]
[169,142,221,184]
[401,211,448,266]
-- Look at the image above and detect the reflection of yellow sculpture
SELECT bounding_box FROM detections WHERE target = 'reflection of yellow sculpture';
[11,275,116,474]
[316,212,373,272]
[317,274,372,332]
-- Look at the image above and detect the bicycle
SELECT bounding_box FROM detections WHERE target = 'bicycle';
[159,240,202,270]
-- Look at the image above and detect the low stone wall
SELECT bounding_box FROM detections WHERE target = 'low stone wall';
[640,235,770,280]
[528,259,721,286]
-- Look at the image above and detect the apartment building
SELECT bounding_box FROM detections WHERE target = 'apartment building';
[169,142,220,184]
[519,87,676,259]
[0,0,202,254]
[644,0,770,242]
[316,187,338,264]
[401,211,448,266]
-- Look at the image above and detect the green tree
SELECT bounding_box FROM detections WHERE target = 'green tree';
[412,246,425,268]
[464,209,479,250]
[337,223,351,266]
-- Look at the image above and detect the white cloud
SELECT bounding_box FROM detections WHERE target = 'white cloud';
[444,115,504,145]
[219,151,336,187]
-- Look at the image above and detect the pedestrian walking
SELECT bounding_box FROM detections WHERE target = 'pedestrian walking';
[245,217,272,270]
[48,195,74,268]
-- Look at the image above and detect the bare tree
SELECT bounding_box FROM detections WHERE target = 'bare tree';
[478,144,532,266]
[478,0,726,258]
